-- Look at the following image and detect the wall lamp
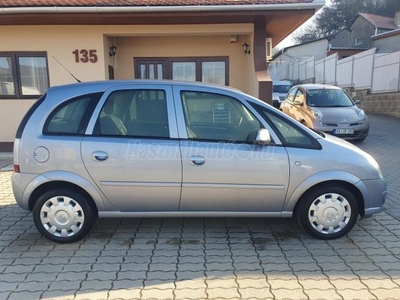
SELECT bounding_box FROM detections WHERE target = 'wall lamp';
[242,42,251,55]
[109,44,117,57]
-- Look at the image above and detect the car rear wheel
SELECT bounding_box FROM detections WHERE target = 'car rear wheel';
[33,189,96,243]
[296,184,359,239]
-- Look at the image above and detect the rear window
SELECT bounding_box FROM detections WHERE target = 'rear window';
[43,93,102,135]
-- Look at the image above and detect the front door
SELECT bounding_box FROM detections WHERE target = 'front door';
[135,59,167,79]
[81,84,182,211]
[174,87,290,212]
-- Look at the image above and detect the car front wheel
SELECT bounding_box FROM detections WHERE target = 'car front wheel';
[296,184,359,239]
[33,189,96,243]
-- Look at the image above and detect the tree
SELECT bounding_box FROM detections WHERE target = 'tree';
[293,0,400,44]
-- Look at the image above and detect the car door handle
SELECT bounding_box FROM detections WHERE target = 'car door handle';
[189,155,205,166]
[91,151,108,161]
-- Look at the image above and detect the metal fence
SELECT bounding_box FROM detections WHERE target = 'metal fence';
[275,48,400,93]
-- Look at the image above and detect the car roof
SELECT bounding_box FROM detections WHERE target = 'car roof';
[46,79,243,95]
[295,84,343,91]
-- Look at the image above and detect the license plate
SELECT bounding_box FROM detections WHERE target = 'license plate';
[333,128,354,134]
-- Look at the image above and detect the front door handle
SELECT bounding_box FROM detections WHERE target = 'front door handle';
[189,155,205,166]
[91,151,108,161]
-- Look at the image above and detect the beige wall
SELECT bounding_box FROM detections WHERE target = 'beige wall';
[0,24,256,143]
[114,34,252,94]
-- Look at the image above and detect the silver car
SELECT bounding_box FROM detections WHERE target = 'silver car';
[280,84,369,141]
[12,80,386,243]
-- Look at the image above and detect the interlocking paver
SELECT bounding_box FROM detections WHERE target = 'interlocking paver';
[7,291,43,300]
[303,289,342,300]
[271,288,308,300]
[108,288,141,300]
[207,287,241,299]
[174,288,207,299]
[336,289,377,300]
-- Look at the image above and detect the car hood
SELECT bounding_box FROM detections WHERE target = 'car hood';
[316,106,361,123]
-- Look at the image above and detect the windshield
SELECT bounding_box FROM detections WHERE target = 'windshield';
[273,85,291,93]
[306,89,354,107]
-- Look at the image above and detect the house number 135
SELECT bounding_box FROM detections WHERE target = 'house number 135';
[72,49,98,63]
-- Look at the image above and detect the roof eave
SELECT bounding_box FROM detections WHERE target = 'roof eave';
[0,2,325,14]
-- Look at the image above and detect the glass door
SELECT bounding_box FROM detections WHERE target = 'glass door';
[135,59,167,79]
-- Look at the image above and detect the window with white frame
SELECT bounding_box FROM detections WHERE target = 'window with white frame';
[0,52,49,99]
[354,37,363,46]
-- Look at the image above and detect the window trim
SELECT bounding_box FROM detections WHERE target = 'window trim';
[0,51,50,99]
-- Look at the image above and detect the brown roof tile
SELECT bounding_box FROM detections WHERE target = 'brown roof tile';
[359,12,398,30]
[0,0,314,7]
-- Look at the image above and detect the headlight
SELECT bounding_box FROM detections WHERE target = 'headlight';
[358,109,366,120]
[311,109,323,120]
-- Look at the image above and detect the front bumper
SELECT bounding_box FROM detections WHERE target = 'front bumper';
[356,178,387,217]
[312,120,369,141]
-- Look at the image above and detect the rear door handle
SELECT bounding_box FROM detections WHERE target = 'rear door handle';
[91,151,108,161]
[189,155,205,166]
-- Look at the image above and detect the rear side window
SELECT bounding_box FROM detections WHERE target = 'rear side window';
[16,94,47,138]
[94,89,169,138]
[43,93,102,135]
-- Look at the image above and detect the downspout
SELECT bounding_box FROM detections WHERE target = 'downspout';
[0,1,325,14]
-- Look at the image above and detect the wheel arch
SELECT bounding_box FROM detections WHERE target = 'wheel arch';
[28,181,99,217]
[292,180,365,217]
[284,171,366,217]
[25,171,107,215]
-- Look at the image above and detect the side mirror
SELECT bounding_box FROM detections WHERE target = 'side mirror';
[354,100,361,105]
[255,129,271,145]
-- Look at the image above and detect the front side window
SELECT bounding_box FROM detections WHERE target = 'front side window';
[287,88,297,101]
[96,89,169,138]
[0,52,49,99]
[44,93,102,135]
[294,89,305,104]
[251,102,321,149]
[181,91,262,143]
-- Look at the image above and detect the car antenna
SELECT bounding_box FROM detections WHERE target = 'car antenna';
[52,56,81,83]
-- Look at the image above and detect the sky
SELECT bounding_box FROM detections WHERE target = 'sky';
[276,0,331,49]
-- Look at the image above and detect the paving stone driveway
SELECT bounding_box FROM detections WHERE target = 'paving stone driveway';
[0,114,400,300]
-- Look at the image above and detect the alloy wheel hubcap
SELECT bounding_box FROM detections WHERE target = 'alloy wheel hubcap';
[308,193,351,235]
[40,196,85,238]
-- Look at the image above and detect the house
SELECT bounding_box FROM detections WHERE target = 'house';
[0,0,325,151]
[270,11,400,81]
[372,29,400,53]
[329,12,400,50]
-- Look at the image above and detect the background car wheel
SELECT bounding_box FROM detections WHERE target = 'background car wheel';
[33,189,96,243]
[296,184,359,239]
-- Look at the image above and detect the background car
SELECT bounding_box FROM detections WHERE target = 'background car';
[12,80,385,243]
[272,80,291,109]
[280,84,369,142]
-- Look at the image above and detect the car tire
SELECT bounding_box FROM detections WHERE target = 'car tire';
[33,189,96,243]
[296,184,359,239]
